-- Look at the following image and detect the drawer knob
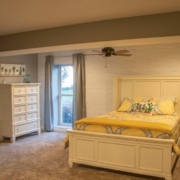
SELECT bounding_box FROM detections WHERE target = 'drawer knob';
[31,89,33,92]
[19,99,21,102]
[19,108,21,111]
[31,106,33,109]
[19,117,21,120]
[31,98,33,100]
[31,115,33,118]
[17,128,19,131]
[19,90,21,92]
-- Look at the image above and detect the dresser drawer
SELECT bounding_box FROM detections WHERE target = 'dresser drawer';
[14,105,26,114]
[27,104,37,112]
[27,95,37,103]
[27,86,37,94]
[14,114,26,123]
[27,112,38,120]
[15,121,38,135]
[14,87,26,95]
[14,96,26,104]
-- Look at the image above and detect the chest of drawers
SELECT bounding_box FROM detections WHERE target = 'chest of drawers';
[0,83,41,142]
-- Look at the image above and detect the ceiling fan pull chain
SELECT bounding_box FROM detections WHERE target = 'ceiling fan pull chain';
[105,57,107,68]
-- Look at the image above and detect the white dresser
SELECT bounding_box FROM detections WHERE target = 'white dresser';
[0,83,41,142]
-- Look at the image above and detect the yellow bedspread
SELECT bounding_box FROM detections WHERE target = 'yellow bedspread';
[73,111,180,154]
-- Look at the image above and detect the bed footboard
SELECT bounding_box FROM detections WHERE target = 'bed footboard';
[67,130,176,180]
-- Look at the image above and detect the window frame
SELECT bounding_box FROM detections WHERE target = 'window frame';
[58,65,73,127]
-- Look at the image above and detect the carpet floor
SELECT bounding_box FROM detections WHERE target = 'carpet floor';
[0,131,180,180]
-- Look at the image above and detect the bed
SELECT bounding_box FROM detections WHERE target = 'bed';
[67,76,180,180]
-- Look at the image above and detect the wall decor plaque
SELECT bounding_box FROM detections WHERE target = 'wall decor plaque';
[0,64,26,77]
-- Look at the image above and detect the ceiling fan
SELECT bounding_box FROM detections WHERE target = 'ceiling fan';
[91,47,132,57]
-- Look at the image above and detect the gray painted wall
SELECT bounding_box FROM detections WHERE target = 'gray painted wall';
[0,54,38,83]
[0,12,180,52]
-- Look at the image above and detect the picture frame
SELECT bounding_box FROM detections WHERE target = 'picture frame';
[0,64,26,77]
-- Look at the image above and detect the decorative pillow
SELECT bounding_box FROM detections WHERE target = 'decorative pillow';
[150,98,176,116]
[131,102,155,115]
[117,98,134,112]
[117,98,151,112]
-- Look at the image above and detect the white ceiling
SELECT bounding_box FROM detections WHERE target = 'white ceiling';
[0,0,180,36]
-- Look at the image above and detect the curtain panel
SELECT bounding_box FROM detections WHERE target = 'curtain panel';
[72,54,86,127]
[44,56,54,131]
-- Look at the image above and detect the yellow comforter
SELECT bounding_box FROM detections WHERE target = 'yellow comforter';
[73,111,180,154]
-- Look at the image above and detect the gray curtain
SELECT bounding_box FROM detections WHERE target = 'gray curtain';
[44,56,54,131]
[72,54,86,127]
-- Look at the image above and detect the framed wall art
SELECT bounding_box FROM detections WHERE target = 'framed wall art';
[0,64,26,77]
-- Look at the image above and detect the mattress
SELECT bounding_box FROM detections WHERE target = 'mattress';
[73,111,180,154]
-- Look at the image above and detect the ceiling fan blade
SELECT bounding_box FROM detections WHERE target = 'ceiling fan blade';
[117,54,132,56]
[92,50,103,53]
[114,50,129,54]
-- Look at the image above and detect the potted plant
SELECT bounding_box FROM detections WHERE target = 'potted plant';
[1,67,4,74]
[12,66,16,75]
[19,66,22,75]
[22,67,25,74]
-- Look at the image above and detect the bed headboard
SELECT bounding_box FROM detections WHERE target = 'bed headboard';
[113,76,180,114]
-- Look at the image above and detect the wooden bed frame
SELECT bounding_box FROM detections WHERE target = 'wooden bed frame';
[67,76,180,180]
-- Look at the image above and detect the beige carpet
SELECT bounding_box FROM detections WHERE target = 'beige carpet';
[0,131,180,180]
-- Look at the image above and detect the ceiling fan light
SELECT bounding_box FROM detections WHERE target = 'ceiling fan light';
[105,53,111,57]
[102,47,115,53]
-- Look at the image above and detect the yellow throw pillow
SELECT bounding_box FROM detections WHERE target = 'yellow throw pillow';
[150,98,176,115]
[118,98,133,112]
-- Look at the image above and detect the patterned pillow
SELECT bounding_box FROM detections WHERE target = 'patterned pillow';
[150,98,176,116]
[117,98,134,112]
[117,98,151,112]
[131,102,155,115]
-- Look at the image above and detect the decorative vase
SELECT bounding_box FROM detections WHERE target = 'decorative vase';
[26,74,31,83]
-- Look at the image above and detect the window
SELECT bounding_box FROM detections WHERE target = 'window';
[59,65,73,126]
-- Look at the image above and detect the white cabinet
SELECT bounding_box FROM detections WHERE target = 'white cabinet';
[0,83,41,142]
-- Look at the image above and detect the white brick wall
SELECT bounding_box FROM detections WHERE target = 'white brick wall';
[38,43,180,126]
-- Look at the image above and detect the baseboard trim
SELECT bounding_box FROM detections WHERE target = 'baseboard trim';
[41,126,71,133]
